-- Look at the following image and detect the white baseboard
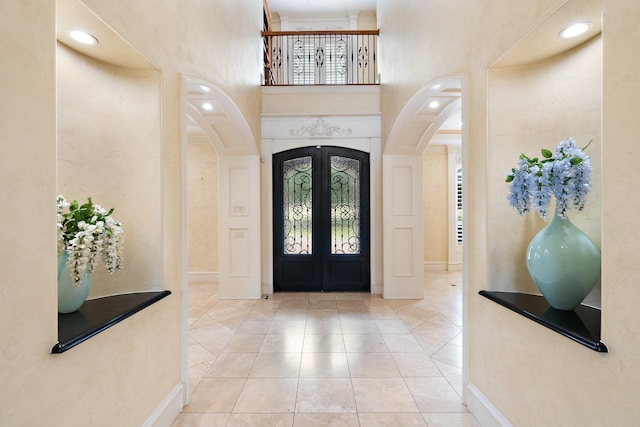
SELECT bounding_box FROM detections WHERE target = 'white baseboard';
[188,271,218,282]
[371,282,383,294]
[424,261,447,271]
[423,262,463,272]
[467,383,512,427]
[143,383,183,427]
[262,282,274,296]
[448,262,462,271]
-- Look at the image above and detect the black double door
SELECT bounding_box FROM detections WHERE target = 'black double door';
[273,146,370,292]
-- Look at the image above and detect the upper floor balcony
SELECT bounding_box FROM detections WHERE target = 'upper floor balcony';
[262,30,379,86]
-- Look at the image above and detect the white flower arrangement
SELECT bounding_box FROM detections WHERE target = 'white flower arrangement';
[57,195,124,285]
[506,138,592,220]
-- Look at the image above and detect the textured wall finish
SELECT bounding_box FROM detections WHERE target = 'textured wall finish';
[187,138,218,272]
[423,148,449,264]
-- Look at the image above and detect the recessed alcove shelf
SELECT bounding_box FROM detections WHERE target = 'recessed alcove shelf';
[479,290,607,352]
[52,291,171,353]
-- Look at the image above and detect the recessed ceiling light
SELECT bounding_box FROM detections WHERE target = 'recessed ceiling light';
[429,101,440,109]
[200,85,211,93]
[559,22,592,39]
[432,84,441,90]
[202,102,214,111]
[67,29,98,45]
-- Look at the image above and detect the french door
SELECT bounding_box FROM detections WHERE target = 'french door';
[273,146,370,292]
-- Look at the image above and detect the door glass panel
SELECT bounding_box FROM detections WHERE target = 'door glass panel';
[330,156,360,254]
[282,156,313,254]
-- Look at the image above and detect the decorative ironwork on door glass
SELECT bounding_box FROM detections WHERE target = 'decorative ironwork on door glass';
[330,156,361,254]
[282,156,313,254]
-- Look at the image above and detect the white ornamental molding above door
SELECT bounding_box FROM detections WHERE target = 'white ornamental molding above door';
[289,118,353,137]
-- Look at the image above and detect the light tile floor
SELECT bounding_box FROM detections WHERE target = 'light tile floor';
[172,271,479,427]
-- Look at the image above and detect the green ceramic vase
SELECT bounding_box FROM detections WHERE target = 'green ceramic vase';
[58,252,92,314]
[526,211,601,311]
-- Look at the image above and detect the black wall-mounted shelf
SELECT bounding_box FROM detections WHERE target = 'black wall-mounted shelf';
[52,290,171,353]
[479,290,607,352]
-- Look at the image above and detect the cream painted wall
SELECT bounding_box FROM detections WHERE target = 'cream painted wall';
[187,135,219,273]
[377,0,561,145]
[423,146,449,265]
[1,3,180,425]
[57,43,162,297]
[0,0,262,425]
[379,0,640,425]
[83,0,263,143]
[1,0,58,422]
[601,1,640,422]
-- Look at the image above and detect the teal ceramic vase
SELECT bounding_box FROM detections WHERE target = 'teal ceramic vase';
[526,211,601,311]
[58,252,92,314]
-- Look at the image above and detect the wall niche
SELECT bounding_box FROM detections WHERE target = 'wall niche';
[56,0,162,299]
[486,0,602,309]
[54,1,166,352]
[482,0,604,352]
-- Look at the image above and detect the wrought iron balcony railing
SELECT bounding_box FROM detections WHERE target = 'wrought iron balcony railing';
[262,30,379,86]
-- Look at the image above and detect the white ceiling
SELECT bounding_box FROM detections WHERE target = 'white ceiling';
[267,0,376,14]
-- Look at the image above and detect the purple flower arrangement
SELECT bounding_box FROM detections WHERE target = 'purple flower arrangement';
[506,138,592,220]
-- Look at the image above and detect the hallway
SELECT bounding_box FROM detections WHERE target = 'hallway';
[173,271,478,426]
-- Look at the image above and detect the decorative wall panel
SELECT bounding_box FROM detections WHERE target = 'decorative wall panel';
[392,165,413,216]
[392,227,413,277]
[229,167,250,216]
[229,228,251,277]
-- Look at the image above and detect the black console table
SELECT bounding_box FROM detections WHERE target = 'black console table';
[52,290,171,353]
[479,290,607,352]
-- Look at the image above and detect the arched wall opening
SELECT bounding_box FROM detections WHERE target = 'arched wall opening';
[382,75,468,402]
[382,76,465,299]
[181,76,261,402]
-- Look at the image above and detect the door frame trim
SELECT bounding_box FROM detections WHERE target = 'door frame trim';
[260,116,382,295]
